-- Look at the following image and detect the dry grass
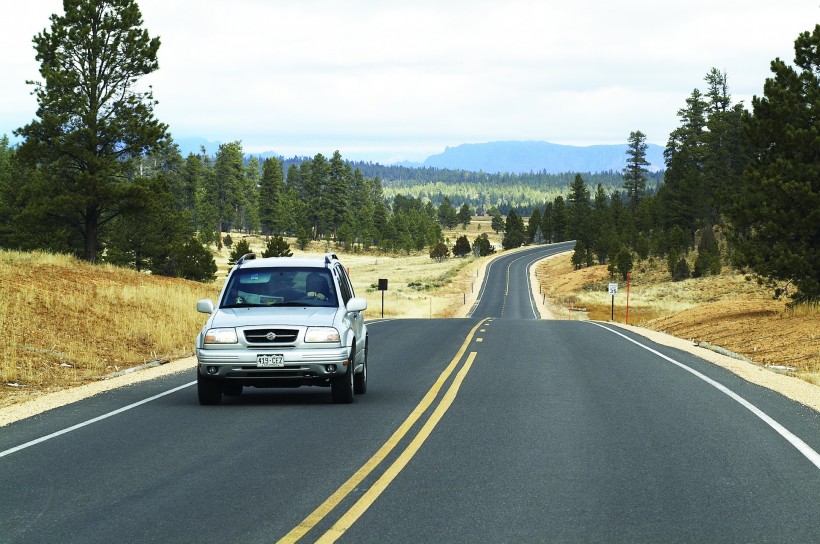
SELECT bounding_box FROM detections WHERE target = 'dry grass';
[0,249,219,403]
[0,219,502,406]
[535,253,820,385]
[217,217,504,320]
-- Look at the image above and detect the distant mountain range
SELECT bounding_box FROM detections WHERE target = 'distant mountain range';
[174,137,224,157]
[413,141,665,174]
[172,137,665,174]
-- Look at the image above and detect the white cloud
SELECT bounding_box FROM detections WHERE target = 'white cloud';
[2,0,818,161]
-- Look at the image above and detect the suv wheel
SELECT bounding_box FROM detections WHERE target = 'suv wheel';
[198,371,223,405]
[354,337,368,395]
[331,349,355,404]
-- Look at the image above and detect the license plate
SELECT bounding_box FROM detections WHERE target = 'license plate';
[257,354,284,367]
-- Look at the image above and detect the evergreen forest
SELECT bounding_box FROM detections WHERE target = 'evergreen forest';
[0,0,816,303]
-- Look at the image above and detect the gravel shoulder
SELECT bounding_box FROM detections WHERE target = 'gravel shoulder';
[0,357,196,427]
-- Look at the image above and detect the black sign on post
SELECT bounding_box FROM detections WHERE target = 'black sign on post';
[378,279,388,318]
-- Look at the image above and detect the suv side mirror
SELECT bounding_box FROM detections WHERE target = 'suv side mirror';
[346,297,367,313]
[197,299,215,314]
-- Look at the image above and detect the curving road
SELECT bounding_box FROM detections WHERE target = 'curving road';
[1,242,819,543]
[469,241,575,319]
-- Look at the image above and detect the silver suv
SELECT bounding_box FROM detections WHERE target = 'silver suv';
[195,253,368,404]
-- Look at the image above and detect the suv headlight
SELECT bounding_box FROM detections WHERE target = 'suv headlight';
[204,328,238,344]
[305,327,341,343]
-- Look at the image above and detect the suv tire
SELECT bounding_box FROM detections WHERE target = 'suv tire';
[198,372,223,405]
[331,348,355,404]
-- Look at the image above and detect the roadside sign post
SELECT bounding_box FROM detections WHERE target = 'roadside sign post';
[378,279,388,318]
[608,283,618,321]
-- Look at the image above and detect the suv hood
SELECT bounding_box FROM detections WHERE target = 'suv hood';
[210,306,338,328]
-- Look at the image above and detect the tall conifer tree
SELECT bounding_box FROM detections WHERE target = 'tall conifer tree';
[15,0,167,261]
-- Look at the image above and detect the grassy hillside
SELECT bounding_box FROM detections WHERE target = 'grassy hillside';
[0,250,220,397]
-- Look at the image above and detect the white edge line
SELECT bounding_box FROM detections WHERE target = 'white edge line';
[0,381,197,458]
[590,322,820,470]
[2,318,392,458]
[470,243,570,319]
[525,257,540,320]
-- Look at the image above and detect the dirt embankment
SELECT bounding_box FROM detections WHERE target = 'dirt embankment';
[533,252,820,412]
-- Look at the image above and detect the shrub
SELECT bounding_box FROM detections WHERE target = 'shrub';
[473,233,495,256]
[430,242,450,262]
[261,236,292,258]
[228,239,252,265]
[693,226,721,277]
[453,235,471,257]
[672,258,691,282]
[174,238,217,282]
[616,246,633,281]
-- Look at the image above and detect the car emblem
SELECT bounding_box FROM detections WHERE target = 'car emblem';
[265,332,277,341]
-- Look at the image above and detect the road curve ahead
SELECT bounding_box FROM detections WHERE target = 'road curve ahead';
[468,241,575,319]
[1,242,819,543]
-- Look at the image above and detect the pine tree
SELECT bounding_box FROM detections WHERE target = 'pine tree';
[489,206,504,234]
[15,0,167,261]
[457,203,472,228]
[370,177,389,247]
[326,151,352,238]
[183,153,205,231]
[540,202,554,243]
[228,239,252,265]
[261,236,293,258]
[211,142,245,232]
[659,89,708,238]
[728,24,820,302]
[502,209,526,249]
[527,208,542,244]
[173,238,217,282]
[304,154,329,239]
[694,226,721,277]
[438,197,458,228]
[258,157,284,235]
[552,196,567,243]
[567,174,591,245]
[623,131,650,213]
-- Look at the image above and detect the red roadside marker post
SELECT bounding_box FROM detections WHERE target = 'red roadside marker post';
[626,272,631,325]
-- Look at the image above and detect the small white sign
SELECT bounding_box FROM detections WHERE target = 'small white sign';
[608,283,619,296]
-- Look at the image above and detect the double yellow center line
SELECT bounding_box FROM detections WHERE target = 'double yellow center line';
[278,318,488,543]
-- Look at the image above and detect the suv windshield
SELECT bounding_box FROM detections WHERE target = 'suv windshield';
[221,267,338,308]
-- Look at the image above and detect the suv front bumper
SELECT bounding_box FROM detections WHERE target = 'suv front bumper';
[196,346,350,386]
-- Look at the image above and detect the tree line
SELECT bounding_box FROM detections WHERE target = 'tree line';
[0,0,816,303]
[505,25,818,304]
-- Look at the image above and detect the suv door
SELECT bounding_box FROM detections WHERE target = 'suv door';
[335,265,365,362]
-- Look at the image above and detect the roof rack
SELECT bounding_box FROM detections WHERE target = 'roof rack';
[236,253,256,267]
[324,253,339,264]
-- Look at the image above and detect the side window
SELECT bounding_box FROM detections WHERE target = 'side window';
[335,266,353,305]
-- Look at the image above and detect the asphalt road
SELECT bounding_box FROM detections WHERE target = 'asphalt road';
[469,241,576,319]
[2,242,819,543]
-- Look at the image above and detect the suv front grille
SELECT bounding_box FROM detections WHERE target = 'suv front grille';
[244,328,299,344]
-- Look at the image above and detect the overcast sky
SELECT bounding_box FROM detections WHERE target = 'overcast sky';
[1,1,817,162]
